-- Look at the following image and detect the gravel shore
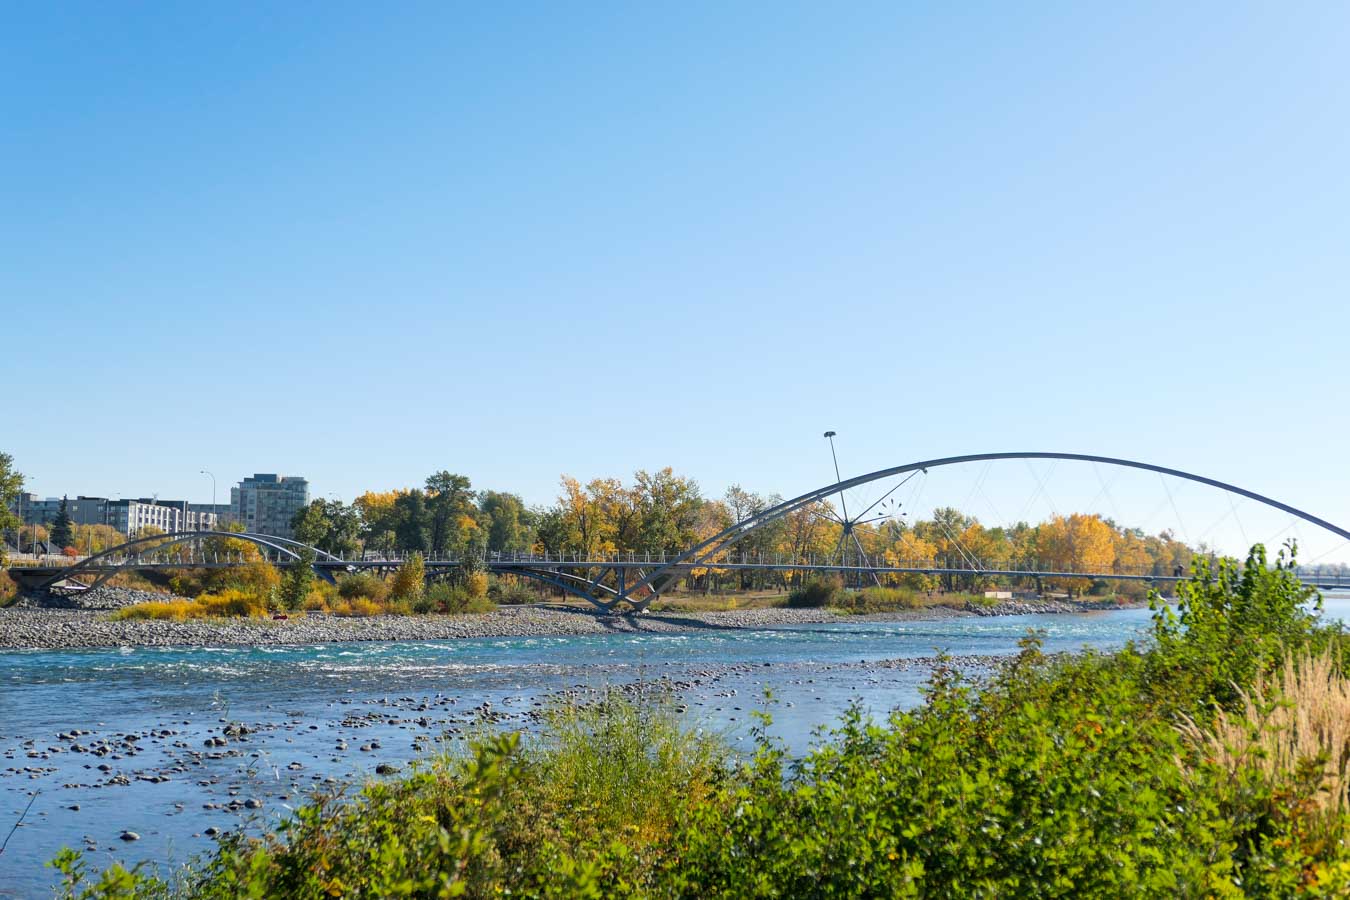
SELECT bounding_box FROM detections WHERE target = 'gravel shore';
[0,595,1112,651]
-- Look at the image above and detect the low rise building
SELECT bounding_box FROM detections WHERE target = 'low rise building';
[188,503,234,526]
[9,494,112,527]
[7,493,219,536]
[102,499,218,536]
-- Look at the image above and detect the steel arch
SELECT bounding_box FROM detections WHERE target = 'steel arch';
[495,566,623,611]
[621,451,1350,609]
[37,531,344,590]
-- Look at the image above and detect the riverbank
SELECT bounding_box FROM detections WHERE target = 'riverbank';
[0,596,1118,650]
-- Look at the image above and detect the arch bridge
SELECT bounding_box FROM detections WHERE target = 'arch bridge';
[12,452,1350,610]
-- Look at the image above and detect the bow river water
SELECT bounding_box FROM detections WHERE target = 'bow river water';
[2,597,1346,897]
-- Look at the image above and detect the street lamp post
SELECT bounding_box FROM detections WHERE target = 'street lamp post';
[200,470,216,530]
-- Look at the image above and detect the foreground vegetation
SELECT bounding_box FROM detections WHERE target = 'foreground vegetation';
[53,541,1350,897]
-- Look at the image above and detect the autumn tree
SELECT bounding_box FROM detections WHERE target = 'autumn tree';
[72,524,128,555]
[777,501,836,588]
[882,525,941,591]
[1036,513,1116,596]
[556,476,604,557]
[723,486,786,558]
[355,491,401,545]
[390,552,425,602]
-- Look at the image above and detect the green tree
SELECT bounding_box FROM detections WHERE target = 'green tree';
[426,471,476,556]
[479,491,532,553]
[49,495,74,550]
[291,501,328,547]
[291,499,362,557]
[278,545,316,611]
[635,468,703,554]
[394,490,430,554]
[532,506,566,555]
[0,452,22,563]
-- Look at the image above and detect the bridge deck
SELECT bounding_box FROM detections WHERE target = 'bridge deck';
[13,557,1348,589]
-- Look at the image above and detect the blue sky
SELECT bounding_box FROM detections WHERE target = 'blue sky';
[3,3,1348,558]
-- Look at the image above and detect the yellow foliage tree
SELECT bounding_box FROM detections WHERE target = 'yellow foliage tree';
[465,571,489,598]
[1036,514,1116,596]
[72,524,128,555]
[883,530,940,591]
[390,552,425,602]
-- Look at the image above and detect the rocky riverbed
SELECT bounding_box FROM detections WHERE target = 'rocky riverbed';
[0,593,1116,650]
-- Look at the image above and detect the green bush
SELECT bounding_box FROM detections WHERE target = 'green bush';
[336,572,389,603]
[787,575,848,608]
[829,585,930,613]
[425,581,496,615]
[1149,542,1322,710]
[494,577,545,604]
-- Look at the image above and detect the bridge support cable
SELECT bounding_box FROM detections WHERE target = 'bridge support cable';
[618,452,1350,610]
[1087,461,1126,527]
[853,470,924,523]
[960,462,993,516]
[1158,473,1193,550]
[1301,539,1350,568]
[974,475,1008,530]
[1025,459,1063,520]
[1015,459,1057,523]
[1226,492,1251,550]
[934,515,984,580]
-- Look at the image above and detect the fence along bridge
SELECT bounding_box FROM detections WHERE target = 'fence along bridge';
[14,451,1350,611]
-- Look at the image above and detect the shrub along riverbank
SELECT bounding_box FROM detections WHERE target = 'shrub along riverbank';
[110,554,505,621]
[785,576,1000,614]
[55,542,1350,898]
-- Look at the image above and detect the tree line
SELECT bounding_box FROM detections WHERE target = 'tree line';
[291,467,1199,595]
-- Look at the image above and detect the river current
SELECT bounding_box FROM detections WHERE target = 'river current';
[2,597,1345,897]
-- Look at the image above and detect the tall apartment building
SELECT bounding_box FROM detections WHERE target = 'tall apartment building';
[230,474,310,538]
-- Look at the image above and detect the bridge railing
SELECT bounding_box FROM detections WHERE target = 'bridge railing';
[21,545,1348,588]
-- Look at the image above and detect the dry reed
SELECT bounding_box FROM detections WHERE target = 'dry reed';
[1181,650,1350,815]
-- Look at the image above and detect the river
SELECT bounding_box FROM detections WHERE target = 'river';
[1,597,1345,897]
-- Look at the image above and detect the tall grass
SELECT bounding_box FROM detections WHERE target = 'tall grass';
[1182,649,1350,817]
[526,693,727,845]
